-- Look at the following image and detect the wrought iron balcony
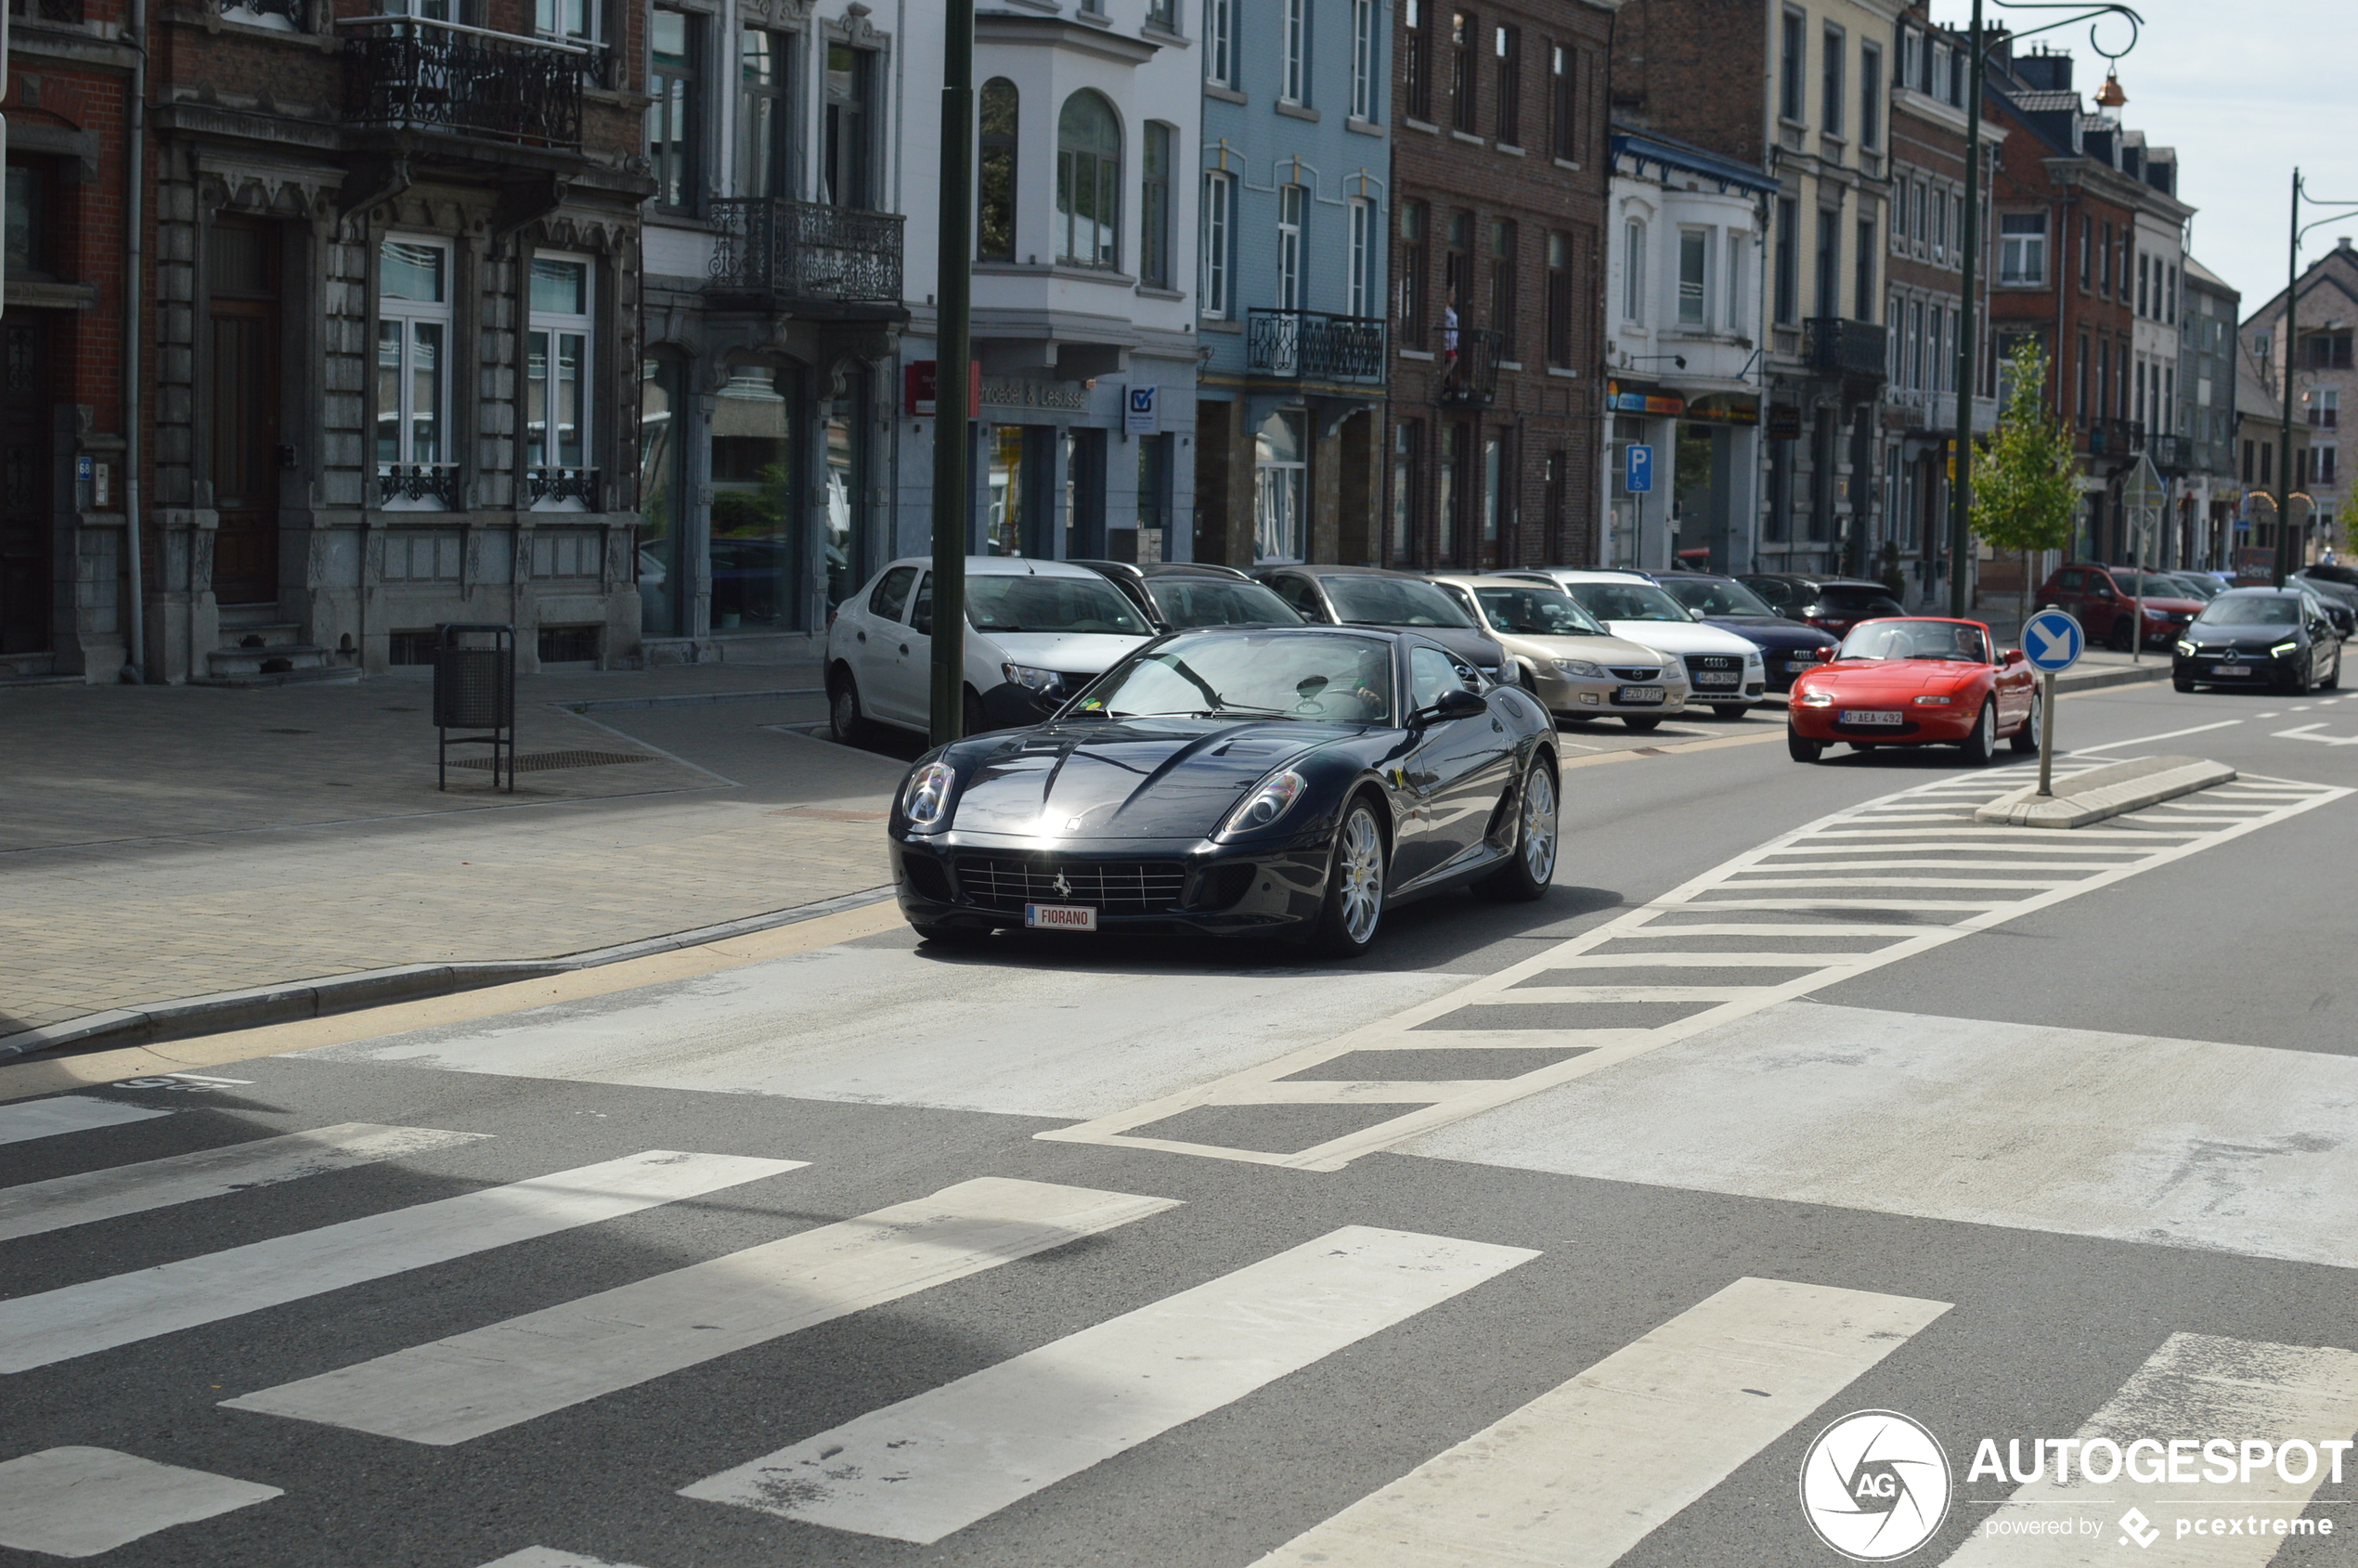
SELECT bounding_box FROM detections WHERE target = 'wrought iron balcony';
[2146,433,2191,475]
[1804,317,1890,385]
[527,466,602,509]
[378,462,460,511]
[1244,309,1387,384]
[708,199,904,305]
[2087,417,2144,460]
[1433,326,1503,408]
[341,17,588,149]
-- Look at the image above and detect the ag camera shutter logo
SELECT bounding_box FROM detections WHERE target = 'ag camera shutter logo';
[1799,1410,1951,1561]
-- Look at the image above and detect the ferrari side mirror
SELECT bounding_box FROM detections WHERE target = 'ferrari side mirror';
[1416,688,1489,725]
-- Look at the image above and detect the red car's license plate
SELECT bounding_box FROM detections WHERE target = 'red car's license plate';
[1025,902,1098,931]
[1841,709,1906,725]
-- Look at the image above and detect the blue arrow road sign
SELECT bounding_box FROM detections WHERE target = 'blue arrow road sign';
[1626,444,1653,494]
[2022,609,2084,674]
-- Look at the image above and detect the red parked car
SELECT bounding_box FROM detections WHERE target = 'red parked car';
[2034,563,2204,651]
[1787,617,2040,764]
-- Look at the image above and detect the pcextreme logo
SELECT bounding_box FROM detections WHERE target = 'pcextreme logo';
[1799,1410,1953,1561]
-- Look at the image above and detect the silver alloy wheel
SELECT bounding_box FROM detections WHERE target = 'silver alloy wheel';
[1521,765,1559,884]
[832,684,859,738]
[1979,701,1995,751]
[1337,806,1384,945]
[2027,690,2041,742]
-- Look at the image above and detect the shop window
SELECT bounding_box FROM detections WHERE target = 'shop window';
[989,424,1030,555]
[709,363,799,629]
[526,254,592,504]
[648,9,699,212]
[1056,90,1121,269]
[1253,409,1306,564]
[979,78,1018,262]
[1132,433,1171,564]
[823,376,866,610]
[638,353,684,637]
[375,238,452,507]
[823,42,877,209]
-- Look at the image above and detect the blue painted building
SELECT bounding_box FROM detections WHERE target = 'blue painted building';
[1191,0,1393,566]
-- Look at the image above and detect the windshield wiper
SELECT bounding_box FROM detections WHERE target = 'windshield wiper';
[1189,706,1289,719]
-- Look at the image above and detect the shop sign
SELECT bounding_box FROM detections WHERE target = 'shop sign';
[1606,385,1686,417]
[902,360,981,418]
[980,376,1090,412]
[1124,385,1160,434]
[1768,406,1803,441]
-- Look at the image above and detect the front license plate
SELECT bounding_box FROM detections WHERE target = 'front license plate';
[1841,709,1906,726]
[1024,902,1098,931]
[1785,659,1816,673]
[1613,685,1666,705]
[2209,664,2253,678]
[1694,672,1740,688]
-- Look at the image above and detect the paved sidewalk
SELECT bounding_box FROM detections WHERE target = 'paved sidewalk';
[0,665,906,1045]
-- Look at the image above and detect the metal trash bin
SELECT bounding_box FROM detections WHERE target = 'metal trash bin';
[433,624,516,791]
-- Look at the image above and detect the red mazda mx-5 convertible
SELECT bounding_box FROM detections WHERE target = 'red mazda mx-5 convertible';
[1786,616,2041,764]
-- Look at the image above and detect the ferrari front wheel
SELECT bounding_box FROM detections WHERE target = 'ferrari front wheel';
[1476,758,1558,902]
[1308,797,1387,957]
[1787,727,1824,763]
[1959,698,1998,764]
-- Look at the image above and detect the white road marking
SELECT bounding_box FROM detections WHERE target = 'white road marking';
[227,1177,1181,1445]
[680,1225,1538,1544]
[1042,769,2349,1170]
[1411,1000,2358,1269]
[0,1446,280,1559]
[0,1150,803,1373]
[0,1123,490,1244]
[473,1550,650,1568]
[1250,1277,1950,1568]
[0,1096,171,1147]
[2073,719,2242,752]
[2273,723,2358,746]
[1940,1334,2358,1564]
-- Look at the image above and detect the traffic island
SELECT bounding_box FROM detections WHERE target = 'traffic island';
[1974,755,2237,829]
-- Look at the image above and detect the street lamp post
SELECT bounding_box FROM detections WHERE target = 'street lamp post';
[2274,171,2358,586]
[1947,3,2142,621]
[929,0,976,747]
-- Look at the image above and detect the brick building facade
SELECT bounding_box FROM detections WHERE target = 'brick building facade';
[1380,0,1613,572]
[2241,239,2357,568]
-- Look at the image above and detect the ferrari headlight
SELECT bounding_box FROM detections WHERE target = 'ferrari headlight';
[1913,694,1953,706]
[1003,662,1061,697]
[1798,690,1834,707]
[1223,769,1307,836]
[2271,641,2300,657]
[900,761,957,829]
[2175,640,2196,657]
[1552,657,1609,678]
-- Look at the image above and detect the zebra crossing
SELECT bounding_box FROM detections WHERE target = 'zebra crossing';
[1037,761,2351,1171]
[3,1097,2354,1564]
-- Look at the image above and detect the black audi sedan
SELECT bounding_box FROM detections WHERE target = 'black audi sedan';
[1652,571,1839,691]
[1253,564,1509,681]
[1069,560,1307,631]
[888,627,1560,955]
[2172,589,2344,694]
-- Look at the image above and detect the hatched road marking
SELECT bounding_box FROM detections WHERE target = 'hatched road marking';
[1038,765,2350,1171]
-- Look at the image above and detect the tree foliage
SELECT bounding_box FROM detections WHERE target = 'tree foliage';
[1970,340,2080,556]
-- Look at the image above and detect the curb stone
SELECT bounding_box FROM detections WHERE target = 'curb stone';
[1974,755,2235,828]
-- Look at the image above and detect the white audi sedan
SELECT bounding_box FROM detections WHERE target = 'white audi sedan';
[1491,568,1768,718]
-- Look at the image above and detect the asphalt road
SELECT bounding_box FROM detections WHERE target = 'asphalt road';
[6,679,2358,1568]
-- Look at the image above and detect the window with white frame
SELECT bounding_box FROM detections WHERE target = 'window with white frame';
[1726,231,1745,334]
[1201,171,1235,318]
[1677,227,1707,329]
[1998,214,2045,285]
[1623,217,1645,324]
[1348,197,1376,318]
[1205,0,1235,87]
[527,254,593,489]
[536,0,595,45]
[1277,184,1307,310]
[1282,0,1309,105]
[1351,0,1378,120]
[376,238,452,486]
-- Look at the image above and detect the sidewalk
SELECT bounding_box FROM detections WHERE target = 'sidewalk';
[0,664,910,1054]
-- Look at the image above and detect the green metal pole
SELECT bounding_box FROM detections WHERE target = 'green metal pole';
[2277,169,2298,589]
[929,0,975,746]
[1947,0,1985,618]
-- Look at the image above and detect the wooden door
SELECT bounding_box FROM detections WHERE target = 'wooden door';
[208,219,281,606]
[0,318,50,655]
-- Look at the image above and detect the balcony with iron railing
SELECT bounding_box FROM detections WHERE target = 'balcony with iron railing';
[2087,417,2144,460]
[1432,326,1503,408]
[2145,433,2191,475]
[340,16,589,149]
[1244,309,1387,385]
[1805,317,1890,386]
[707,199,904,306]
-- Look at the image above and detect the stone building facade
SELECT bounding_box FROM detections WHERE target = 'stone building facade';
[2240,238,2358,568]
[1382,0,1613,571]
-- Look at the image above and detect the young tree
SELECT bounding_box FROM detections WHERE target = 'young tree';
[1971,341,2082,628]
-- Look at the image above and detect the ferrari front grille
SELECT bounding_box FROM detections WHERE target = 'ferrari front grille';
[953,856,1187,915]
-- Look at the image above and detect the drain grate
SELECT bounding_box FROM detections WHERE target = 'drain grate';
[452,749,656,772]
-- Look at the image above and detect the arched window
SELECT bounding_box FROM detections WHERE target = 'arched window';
[978,78,1018,262]
[1056,90,1121,269]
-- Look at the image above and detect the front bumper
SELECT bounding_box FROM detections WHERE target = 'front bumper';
[1529,666,1691,720]
[1788,700,1981,743]
[2174,651,2294,686]
[892,830,1336,938]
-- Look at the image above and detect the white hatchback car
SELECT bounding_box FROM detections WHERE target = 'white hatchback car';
[1492,568,1767,717]
[827,555,1158,738]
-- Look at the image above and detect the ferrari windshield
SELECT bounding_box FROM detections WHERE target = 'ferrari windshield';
[1075,632,1394,724]
[965,574,1151,635]
[2194,595,2300,627]
[1563,581,1696,624]
[1658,577,1779,617]
[1145,577,1305,628]
[1472,585,1606,636]
[1839,619,1992,662]
[1320,576,1476,628]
